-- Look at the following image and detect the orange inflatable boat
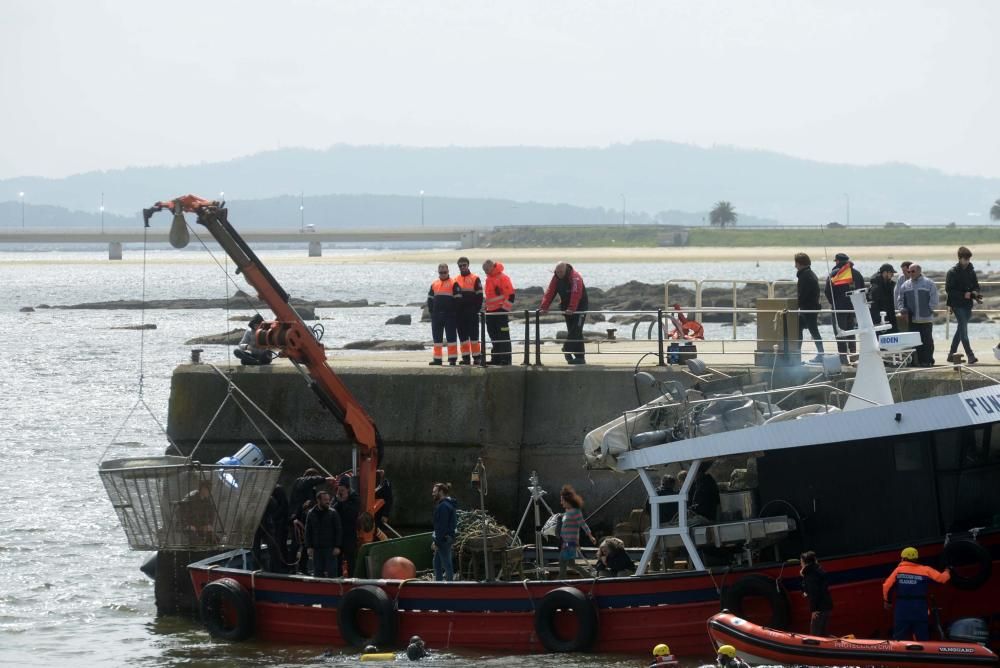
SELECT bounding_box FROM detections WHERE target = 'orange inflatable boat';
[707,612,998,668]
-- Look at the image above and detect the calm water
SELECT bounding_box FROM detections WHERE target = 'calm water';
[0,247,989,666]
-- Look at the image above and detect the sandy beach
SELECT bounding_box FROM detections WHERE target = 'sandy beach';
[326,244,1000,265]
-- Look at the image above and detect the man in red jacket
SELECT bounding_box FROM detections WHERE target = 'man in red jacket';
[540,262,589,365]
[482,259,515,365]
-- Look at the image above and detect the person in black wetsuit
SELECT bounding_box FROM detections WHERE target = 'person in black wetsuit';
[333,475,360,576]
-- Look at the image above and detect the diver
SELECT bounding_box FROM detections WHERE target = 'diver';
[649,642,678,666]
[716,644,749,668]
[406,635,428,660]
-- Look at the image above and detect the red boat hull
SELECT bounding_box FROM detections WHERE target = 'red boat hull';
[189,534,1000,655]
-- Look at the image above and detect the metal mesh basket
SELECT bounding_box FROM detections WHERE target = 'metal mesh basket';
[99,455,282,551]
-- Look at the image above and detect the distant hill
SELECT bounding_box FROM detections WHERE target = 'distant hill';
[2,142,997,226]
[0,195,779,231]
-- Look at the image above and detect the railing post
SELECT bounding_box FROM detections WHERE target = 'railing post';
[522,310,530,366]
[732,281,738,340]
[533,310,542,366]
[479,311,488,367]
[657,308,666,366]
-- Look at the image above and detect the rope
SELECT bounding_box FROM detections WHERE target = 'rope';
[203,363,326,474]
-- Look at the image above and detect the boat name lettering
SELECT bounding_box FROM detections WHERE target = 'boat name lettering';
[961,387,1000,422]
[938,647,974,654]
[834,641,891,651]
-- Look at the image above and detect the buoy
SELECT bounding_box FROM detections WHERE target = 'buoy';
[381,556,416,579]
[360,652,396,662]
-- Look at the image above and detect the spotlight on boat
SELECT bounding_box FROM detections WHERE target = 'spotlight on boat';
[635,371,658,387]
[169,209,191,249]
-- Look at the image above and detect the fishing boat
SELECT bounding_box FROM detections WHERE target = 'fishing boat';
[707,612,998,667]
[102,196,1000,657]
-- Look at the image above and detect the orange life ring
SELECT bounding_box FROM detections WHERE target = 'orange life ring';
[669,321,704,340]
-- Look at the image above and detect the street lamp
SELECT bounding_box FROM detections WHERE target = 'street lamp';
[621,193,626,226]
[100,192,105,234]
[420,190,425,227]
[299,191,305,232]
[18,191,24,228]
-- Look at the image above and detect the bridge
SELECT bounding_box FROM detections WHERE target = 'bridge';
[0,227,479,258]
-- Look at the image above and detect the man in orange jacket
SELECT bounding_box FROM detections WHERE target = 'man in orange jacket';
[882,546,950,641]
[482,259,515,365]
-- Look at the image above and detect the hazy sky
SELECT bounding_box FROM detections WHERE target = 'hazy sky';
[2,0,998,180]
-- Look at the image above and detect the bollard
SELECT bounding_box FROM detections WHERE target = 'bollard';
[190,348,204,364]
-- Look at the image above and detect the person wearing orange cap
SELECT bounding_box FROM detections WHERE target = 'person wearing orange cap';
[882,546,951,640]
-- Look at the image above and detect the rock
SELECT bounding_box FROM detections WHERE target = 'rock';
[385,314,412,325]
[19,306,34,312]
[185,328,245,345]
[343,340,425,351]
[111,324,157,330]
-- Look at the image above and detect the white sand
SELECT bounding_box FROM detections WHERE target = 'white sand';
[322,244,1000,265]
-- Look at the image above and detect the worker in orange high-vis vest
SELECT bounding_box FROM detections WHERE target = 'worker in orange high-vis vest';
[427,263,461,365]
[482,259,515,365]
[882,546,951,641]
[454,256,484,365]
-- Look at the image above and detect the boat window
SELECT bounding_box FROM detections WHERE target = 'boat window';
[893,438,924,471]
[934,431,961,470]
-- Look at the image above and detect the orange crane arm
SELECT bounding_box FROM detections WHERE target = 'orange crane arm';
[144,195,383,545]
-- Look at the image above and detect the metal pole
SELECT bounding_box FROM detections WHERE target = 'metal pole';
[533,310,542,366]
[479,311,487,367]
[472,458,490,581]
[657,308,666,366]
[522,310,530,366]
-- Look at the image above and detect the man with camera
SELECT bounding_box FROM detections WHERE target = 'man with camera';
[946,245,982,364]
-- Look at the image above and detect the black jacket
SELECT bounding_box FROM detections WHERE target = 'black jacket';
[801,562,833,612]
[304,505,342,550]
[945,262,980,308]
[290,474,328,522]
[796,266,821,311]
[690,472,720,521]
[334,491,361,549]
[824,262,865,311]
[868,273,897,330]
[595,548,634,575]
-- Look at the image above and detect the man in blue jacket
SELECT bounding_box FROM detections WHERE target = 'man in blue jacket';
[431,482,458,581]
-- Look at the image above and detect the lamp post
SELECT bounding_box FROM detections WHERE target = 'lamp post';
[100,192,105,234]
[299,192,305,232]
[621,193,626,226]
[844,193,850,227]
[18,191,24,228]
[420,190,425,227]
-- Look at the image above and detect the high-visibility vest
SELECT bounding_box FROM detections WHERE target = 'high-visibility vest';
[484,266,515,312]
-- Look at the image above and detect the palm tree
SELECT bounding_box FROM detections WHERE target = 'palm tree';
[991,198,1000,223]
[710,201,737,228]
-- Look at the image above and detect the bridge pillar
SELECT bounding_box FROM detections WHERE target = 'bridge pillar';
[459,230,479,249]
[109,242,123,260]
[308,240,322,257]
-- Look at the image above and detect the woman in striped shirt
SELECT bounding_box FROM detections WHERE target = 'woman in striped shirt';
[558,485,595,578]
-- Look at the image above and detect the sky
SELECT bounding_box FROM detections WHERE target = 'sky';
[2,0,998,180]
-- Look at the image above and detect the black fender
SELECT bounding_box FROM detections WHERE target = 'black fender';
[200,577,255,641]
[337,585,397,648]
[534,586,598,653]
[943,539,992,591]
[721,575,790,630]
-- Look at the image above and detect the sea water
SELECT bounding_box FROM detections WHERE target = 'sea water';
[0,247,984,667]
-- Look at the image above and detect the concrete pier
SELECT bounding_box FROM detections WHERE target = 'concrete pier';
[165,359,997,531]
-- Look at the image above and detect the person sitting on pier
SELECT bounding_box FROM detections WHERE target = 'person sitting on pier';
[594,536,634,577]
[233,313,273,365]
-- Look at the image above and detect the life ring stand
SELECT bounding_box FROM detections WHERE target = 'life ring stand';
[943,539,992,591]
[668,320,705,340]
[337,585,397,648]
[200,577,255,641]
[534,586,598,652]
[720,575,791,630]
